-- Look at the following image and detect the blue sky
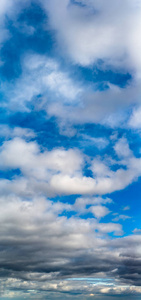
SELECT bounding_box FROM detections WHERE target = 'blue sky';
[0,0,141,299]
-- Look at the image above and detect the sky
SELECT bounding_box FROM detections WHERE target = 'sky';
[0,0,141,299]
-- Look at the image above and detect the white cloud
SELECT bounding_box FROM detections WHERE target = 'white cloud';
[41,0,141,75]
[0,137,141,197]
[34,0,141,131]
[114,137,132,159]
[5,54,82,112]
[0,138,83,180]
[74,196,112,211]
[89,205,110,219]
[0,125,35,139]
[128,106,141,129]
[112,214,131,222]
[1,3,141,133]
[3,52,141,131]
[48,80,141,129]
[123,206,130,211]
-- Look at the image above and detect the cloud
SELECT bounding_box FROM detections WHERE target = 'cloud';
[0,2,141,297]
[73,196,112,219]
[48,138,141,196]
[0,137,141,197]
[0,137,83,180]
[2,50,141,132]
[1,277,141,300]
[123,206,130,211]
[112,214,131,222]
[30,0,141,131]
[74,196,112,212]
[128,106,141,129]
[0,125,35,139]
[41,0,141,74]
[133,228,141,234]
[3,53,82,112]
[0,134,139,298]
[114,137,132,159]
[89,205,110,219]
[1,2,141,135]
[0,192,140,298]
[47,80,141,129]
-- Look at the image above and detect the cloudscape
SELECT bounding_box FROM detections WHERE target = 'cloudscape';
[0,1,141,299]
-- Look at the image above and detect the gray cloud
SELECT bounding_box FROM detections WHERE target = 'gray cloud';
[0,193,141,298]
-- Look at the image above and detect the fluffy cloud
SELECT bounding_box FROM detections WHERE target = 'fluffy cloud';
[0,137,141,197]
[41,0,141,74]
[2,50,141,131]
[90,205,110,219]
[47,78,141,130]
[0,137,83,179]
[1,1,141,133]
[33,0,141,131]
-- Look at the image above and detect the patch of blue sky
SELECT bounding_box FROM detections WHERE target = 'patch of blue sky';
[58,210,77,219]
[107,180,141,236]
[0,168,21,180]
[82,164,93,178]
[69,0,87,8]
[67,277,115,285]
[51,194,80,205]
[7,110,114,155]
[0,3,55,81]
[77,64,132,89]
[127,131,141,158]
[8,112,78,150]
[0,108,9,126]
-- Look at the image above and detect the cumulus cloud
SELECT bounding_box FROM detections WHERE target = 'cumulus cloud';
[30,0,141,131]
[90,205,110,219]
[0,137,83,180]
[41,0,141,74]
[0,137,141,197]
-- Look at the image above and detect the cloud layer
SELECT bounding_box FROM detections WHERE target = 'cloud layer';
[0,1,141,299]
